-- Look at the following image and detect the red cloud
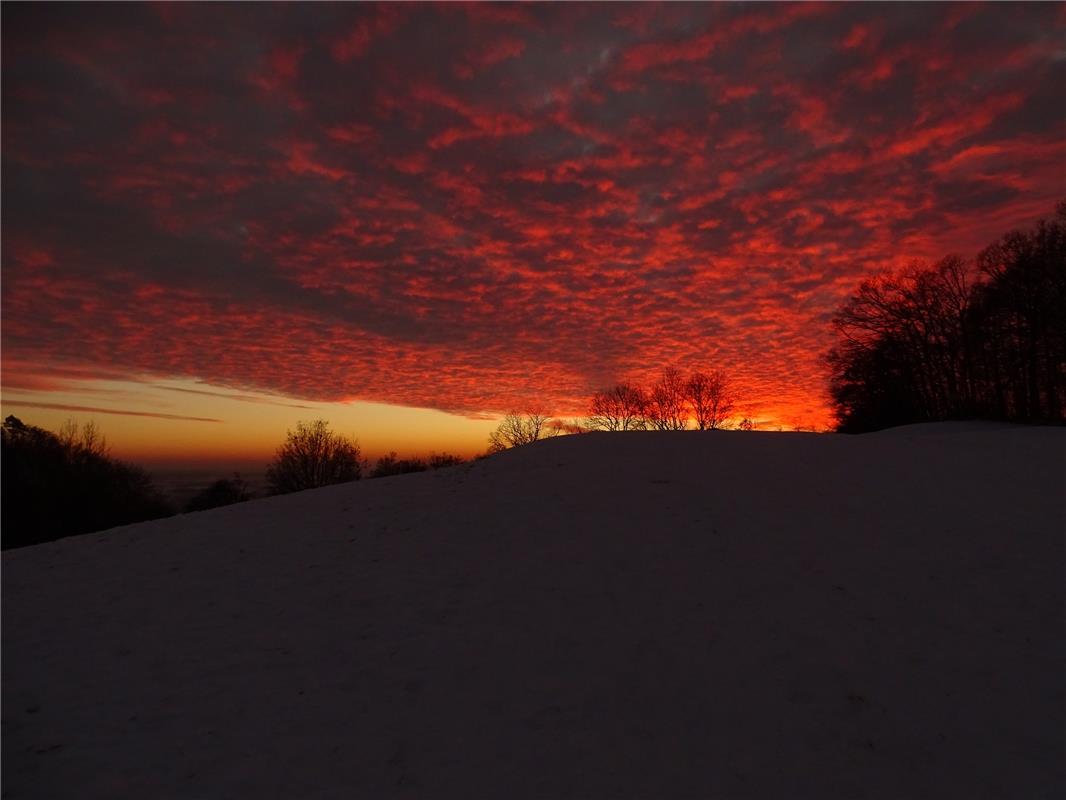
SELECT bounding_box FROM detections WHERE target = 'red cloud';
[3,2,1063,432]
[330,4,404,62]
[617,3,827,73]
[454,36,526,79]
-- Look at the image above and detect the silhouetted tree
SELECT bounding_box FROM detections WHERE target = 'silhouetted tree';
[488,411,556,453]
[1,416,173,549]
[184,474,252,513]
[587,382,648,431]
[648,368,688,430]
[973,202,1066,421]
[828,202,1065,431]
[828,325,925,432]
[685,370,734,430]
[266,419,362,495]
[58,418,108,458]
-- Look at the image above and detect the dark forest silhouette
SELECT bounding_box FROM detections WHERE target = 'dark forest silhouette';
[1,415,467,548]
[828,202,1066,432]
[1,416,174,550]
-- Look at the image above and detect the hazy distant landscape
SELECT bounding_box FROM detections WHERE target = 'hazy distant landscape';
[149,466,268,508]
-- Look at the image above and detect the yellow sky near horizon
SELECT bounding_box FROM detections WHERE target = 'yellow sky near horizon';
[1,374,820,469]
[0,377,502,467]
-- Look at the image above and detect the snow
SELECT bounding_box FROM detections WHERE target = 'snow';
[3,425,1064,798]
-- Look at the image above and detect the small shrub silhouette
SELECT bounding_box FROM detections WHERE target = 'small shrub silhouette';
[184,474,253,513]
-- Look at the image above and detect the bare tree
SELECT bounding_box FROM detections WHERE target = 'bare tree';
[266,419,362,495]
[647,368,688,430]
[487,411,556,453]
[686,370,735,430]
[828,203,1066,431]
[2,415,173,549]
[587,382,649,431]
[829,256,982,429]
[58,418,109,458]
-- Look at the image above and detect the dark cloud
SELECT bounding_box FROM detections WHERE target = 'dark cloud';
[153,385,313,409]
[3,2,1063,424]
[3,401,222,423]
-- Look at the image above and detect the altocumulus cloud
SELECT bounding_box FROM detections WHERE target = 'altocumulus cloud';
[3,2,1063,425]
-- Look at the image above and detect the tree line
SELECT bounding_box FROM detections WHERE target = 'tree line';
[588,368,738,431]
[263,418,466,493]
[1,415,465,549]
[2,416,172,550]
[827,201,1065,432]
[486,367,750,453]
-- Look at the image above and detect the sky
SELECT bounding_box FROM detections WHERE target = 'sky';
[3,2,1064,464]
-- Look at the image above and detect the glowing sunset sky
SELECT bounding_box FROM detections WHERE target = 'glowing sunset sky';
[3,2,1064,462]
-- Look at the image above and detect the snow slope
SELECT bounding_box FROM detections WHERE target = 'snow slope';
[3,425,1064,798]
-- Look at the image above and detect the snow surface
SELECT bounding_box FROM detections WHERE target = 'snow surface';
[3,425,1064,798]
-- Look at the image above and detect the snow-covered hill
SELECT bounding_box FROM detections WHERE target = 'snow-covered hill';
[3,425,1064,798]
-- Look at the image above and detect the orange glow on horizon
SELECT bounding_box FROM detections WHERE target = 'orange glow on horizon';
[0,376,831,467]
